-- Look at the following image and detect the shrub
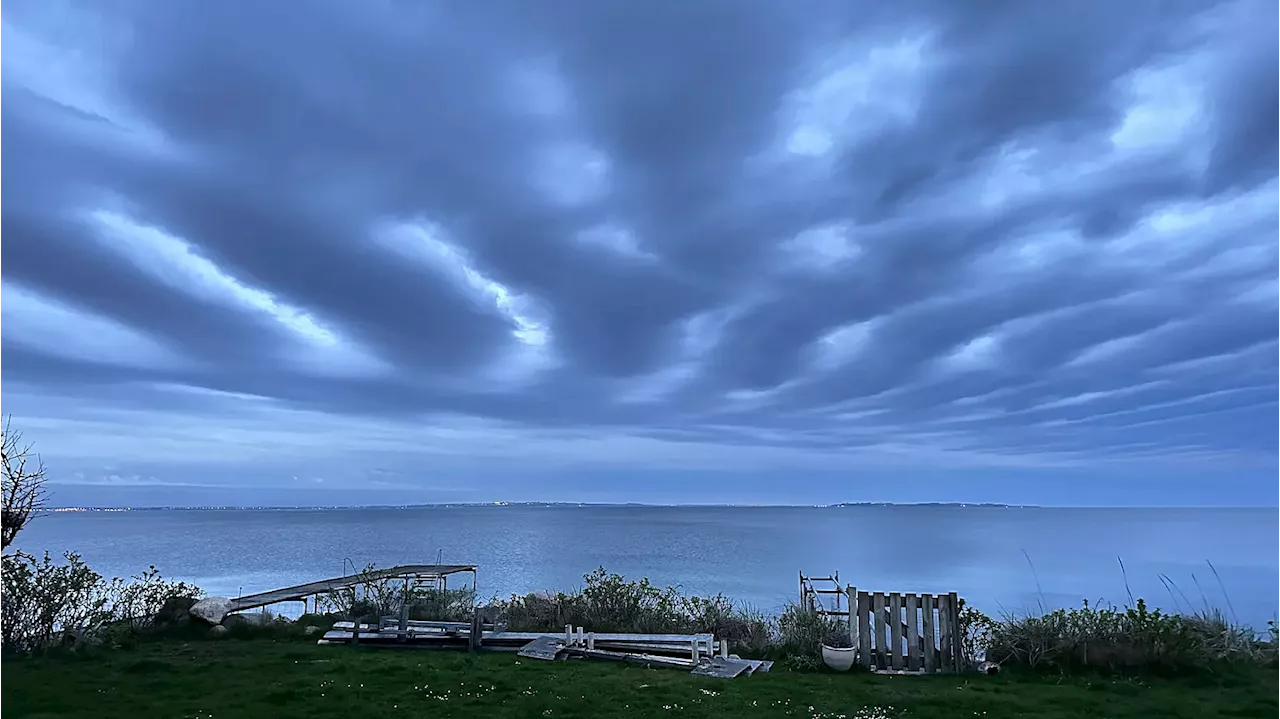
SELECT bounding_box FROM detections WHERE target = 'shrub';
[107,565,204,630]
[1,551,204,654]
[985,597,1268,673]
[777,603,841,669]
[2,551,113,653]
[488,568,778,658]
[958,598,997,667]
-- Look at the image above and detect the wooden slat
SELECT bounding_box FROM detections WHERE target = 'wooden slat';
[937,594,954,673]
[872,592,887,670]
[888,593,904,670]
[948,592,964,671]
[856,591,872,668]
[921,594,936,674]
[847,585,858,651]
[904,593,920,672]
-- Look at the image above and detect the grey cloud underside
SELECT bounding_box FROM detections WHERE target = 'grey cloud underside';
[2,0,1277,469]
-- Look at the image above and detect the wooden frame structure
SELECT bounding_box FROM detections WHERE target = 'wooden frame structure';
[799,571,966,674]
[848,588,964,673]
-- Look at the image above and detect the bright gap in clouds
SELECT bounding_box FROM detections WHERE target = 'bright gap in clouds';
[2,283,184,369]
[88,208,340,346]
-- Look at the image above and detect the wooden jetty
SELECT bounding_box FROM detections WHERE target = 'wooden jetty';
[227,564,477,614]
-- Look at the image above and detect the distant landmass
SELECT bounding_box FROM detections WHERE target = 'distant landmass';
[49,501,1034,511]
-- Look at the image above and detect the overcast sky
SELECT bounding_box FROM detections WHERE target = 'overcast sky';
[2,1,1276,508]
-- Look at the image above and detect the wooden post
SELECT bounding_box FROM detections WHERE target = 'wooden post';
[889,592,904,670]
[856,591,872,669]
[720,639,729,658]
[586,632,595,651]
[565,624,573,646]
[847,585,858,651]
[937,594,954,673]
[690,638,699,663]
[949,592,964,671]
[468,607,483,652]
[872,592,887,670]
[921,594,936,674]
[905,593,920,672]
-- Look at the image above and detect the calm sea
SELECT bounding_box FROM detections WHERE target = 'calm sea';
[14,506,1278,628]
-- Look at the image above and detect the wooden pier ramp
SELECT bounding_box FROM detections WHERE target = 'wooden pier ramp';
[227,564,476,613]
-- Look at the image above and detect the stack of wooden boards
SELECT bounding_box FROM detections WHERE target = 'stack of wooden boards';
[317,618,772,679]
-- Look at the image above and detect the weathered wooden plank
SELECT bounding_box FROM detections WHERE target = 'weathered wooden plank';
[921,594,936,674]
[904,593,920,672]
[517,635,567,661]
[937,594,954,673]
[888,593,904,670]
[856,591,872,668]
[847,585,858,650]
[872,592,887,669]
[689,656,753,678]
[948,592,964,671]
[566,647,696,670]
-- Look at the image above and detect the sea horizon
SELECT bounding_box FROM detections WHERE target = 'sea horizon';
[45,501,1275,511]
[17,504,1278,630]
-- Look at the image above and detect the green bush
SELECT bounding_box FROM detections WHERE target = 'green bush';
[776,603,844,669]
[984,598,1270,673]
[489,568,778,658]
[1,551,201,654]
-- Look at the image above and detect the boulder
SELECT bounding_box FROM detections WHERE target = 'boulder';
[303,625,322,636]
[190,597,234,625]
[209,624,229,638]
[155,596,199,626]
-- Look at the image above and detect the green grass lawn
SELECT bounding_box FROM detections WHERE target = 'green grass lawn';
[3,638,1275,719]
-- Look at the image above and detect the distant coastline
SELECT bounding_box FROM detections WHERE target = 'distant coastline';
[52,501,1036,511]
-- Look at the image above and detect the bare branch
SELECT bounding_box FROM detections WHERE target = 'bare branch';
[2,416,48,550]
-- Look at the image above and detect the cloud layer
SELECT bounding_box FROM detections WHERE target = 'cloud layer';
[2,0,1277,504]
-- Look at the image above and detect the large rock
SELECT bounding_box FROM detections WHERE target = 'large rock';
[155,596,199,626]
[209,624,229,638]
[190,597,234,625]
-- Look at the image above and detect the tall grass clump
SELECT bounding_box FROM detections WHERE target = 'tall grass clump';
[982,597,1274,674]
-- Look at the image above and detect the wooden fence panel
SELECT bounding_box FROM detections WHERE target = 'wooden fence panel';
[844,588,963,674]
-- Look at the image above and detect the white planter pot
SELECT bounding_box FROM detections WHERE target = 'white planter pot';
[821,644,857,671]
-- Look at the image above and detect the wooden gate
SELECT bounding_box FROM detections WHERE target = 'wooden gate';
[848,588,964,673]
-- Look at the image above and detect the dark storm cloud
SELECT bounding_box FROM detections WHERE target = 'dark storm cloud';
[1,0,1275,495]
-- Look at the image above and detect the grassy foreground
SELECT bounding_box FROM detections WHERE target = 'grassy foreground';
[3,638,1276,719]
